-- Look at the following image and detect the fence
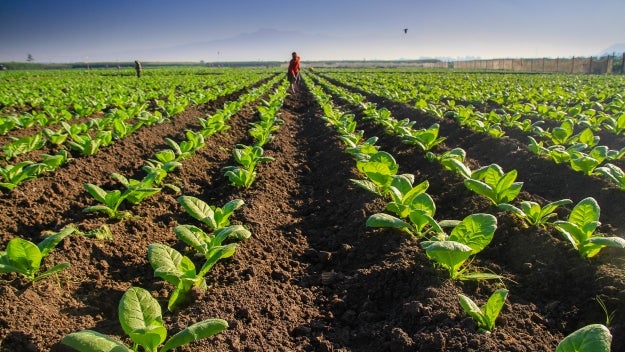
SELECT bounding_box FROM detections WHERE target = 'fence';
[453,54,624,74]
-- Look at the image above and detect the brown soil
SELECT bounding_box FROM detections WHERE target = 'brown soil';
[1,75,624,352]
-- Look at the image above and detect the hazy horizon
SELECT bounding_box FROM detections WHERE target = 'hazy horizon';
[1,0,624,63]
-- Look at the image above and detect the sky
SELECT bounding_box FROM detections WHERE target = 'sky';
[1,0,624,63]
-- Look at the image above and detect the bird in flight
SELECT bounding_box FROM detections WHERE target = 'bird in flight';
[403,28,408,34]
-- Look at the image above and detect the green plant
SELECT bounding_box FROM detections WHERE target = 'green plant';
[569,146,608,176]
[421,213,500,280]
[351,151,404,197]
[555,324,612,352]
[177,196,244,231]
[464,164,523,205]
[230,144,274,171]
[458,288,508,332]
[2,133,46,160]
[595,296,616,327]
[146,149,183,173]
[0,225,75,282]
[553,197,625,258]
[110,172,161,205]
[148,243,236,311]
[366,177,445,238]
[223,166,256,188]
[498,199,572,228]
[595,163,625,190]
[67,133,103,156]
[427,148,472,179]
[0,161,40,191]
[82,183,131,219]
[403,123,447,151]
[61,286,228,352]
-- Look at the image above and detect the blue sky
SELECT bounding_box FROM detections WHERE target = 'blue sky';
[1,0,624,63]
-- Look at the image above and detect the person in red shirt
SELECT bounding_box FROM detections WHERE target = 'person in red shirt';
[287,51,300,93]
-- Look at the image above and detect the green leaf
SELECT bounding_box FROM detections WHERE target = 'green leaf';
[422,240,473,278]
[449,213,497,254]
[84,183,108,204]
[148,243,196,286]
[178,195,217,229]
[214,225,252,242]
[464,179,497,204]
[62,330,131,352]
[34,262,69,281]
[174,225,209,255]
[198,243,238,277]
[38,227,74,256]
[6,238,42,277]
[556,324,612,352]
[482,288,508,331]
[366,213,413,233]
[569,197,600,227]
[118,287,167,351]
[161,318,229,352]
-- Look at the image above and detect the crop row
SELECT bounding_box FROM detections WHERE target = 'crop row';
[1,70,289,350]
[304,71,619,349]
[0,69,277,191]
[320,71,625,189]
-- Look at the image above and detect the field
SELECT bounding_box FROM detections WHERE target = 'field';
[1,67,625,351]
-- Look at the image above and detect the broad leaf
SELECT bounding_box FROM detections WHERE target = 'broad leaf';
[161,318,229,352]
[62,330,131,352]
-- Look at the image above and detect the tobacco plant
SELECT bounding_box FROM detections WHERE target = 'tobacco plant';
[421,213,500,280]
[553,197,625,258]
[148,243,236,311]
[498,198,572,228]
[595,163,625,190]
[403,123,447,151]
[0,225,75,282]
[0,161,40,191]
[464,164,523,205]
[458,288,508,332]
[62,286,228,352]
[351,151,410,197]
[555,324,612,352]
[177,196,244,231]
[110,172,162,205]
[366,178,444,238]
[83,183,131,219]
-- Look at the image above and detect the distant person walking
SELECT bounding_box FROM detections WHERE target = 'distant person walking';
[134,60,142,78]
[287,52,300,93]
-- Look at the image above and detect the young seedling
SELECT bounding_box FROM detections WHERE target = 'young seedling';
[555,324,612,352]
[61,286,229,352]
[223,166,256,188]
[0,225,75,282]
[366,178,444,238]
[82,183,132,219]
[464,163,523,205]
[0,161,39,191]
[421,213,500,280]
[498,198,573,228]
[595,163,625,190]
[174,224,251,258]
[458,288,508,332]
[110,172,162,205]
[177,196,244,231]
[148,243,236,311]
[553,197,625,258]
[403,123,446,151]
[351,151,409,197]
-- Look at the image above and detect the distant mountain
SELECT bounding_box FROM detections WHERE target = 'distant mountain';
[119,29,343,62]
[598,43,625,56]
